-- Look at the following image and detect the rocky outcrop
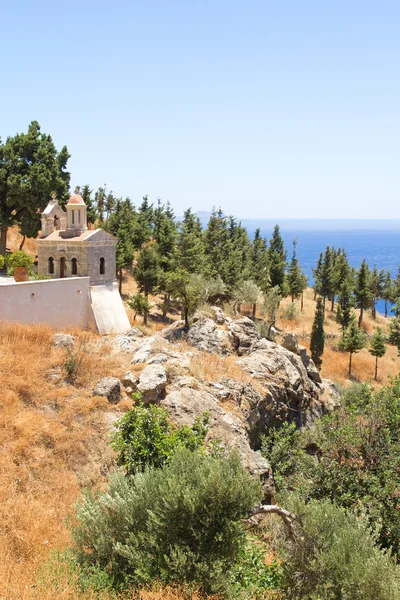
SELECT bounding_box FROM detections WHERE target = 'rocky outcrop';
[115,327,144,351]
[93,377,121,404]
[137,364,168,402]
[228,317,259,355]
[282,332,299,354]
[52,333,74,348]
[162,387,274,502]
[210,306,225,324]
[187,317,231,354]
[238,338,334,430]
[282,331,322,384]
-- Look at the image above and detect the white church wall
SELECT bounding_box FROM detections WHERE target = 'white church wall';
[0,277,92,329]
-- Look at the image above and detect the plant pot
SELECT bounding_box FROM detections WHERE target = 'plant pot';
[13,266,29,282]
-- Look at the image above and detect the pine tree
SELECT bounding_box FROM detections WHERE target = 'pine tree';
[176,209,209,274]
[354,260,371,327]
[331,248,351,311]
[132,245,159,325]
[105,191,117,220]
[251,228,269,290]
[310,297,325,369]
[80,184,97,226]
[369,328,387,380]
[94,185,107,223]
[312,252,324,300]
[204,208,231,283]
[335,280,355,337]
[106,198,136,293]
[369,266,385,320]
[268,225,287,292]
[338,321,367,377]
[382,271,394,318]
[389,300,400,356]
[156,209,178,318]
[286,241,307,303]
[133,196,154,247]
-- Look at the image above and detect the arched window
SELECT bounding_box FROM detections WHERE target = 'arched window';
[54,215,59,230]
[99,257,105,275]
[71,258,78,275]
[48,257,54,274]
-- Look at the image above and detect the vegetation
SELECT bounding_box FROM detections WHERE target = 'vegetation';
[310,297,325,368]
[70,450,263,595]
[338,320,367,376]
[7,249,34,269]
[369,327,387,380]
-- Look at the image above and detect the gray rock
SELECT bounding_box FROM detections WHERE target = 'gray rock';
[282,332,299,354]
[228,317,260,355]
[162,387,274,502]
[147,353,170,364]
[52,333,74,348]
[137,364,168,402]
[238,339,328,429]
[93,377,121,404]
[187,317,231,354]
[210,306,225,324]
[170,375,200,389]
[160,320,186,341]
[115,327,144,351]
[121,371,138,389]
[298,345,322,383]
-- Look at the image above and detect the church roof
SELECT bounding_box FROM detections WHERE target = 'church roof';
[67,192,85,206]
[37,228,117,243]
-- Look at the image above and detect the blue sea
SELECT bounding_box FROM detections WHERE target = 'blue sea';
[195,214,400,314]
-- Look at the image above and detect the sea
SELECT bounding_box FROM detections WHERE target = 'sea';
[195,214,400,314]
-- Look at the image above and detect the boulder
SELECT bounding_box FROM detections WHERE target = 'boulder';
[52,333,74,348]
[147,353,170,364]
[137,364,168,402]
[160,320,186,341]
[238,339,331,430]
[162,387,274,502]
[282,332,299,354]
[298,345,322,383]
[93,377,121,404]
[130,335,167,364]
[114,327,144,351]
[210,306,225,325]
[187,317,231,354]
[121,371,139,389]
[228,317,259,355]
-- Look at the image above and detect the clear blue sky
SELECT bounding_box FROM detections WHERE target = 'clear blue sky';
[2,1,399,218]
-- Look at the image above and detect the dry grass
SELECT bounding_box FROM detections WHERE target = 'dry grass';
[0,323,129,599]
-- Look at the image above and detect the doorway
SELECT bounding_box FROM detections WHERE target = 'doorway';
[60,257,66,278]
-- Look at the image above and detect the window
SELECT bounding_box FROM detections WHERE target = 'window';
[48,257,54,274]
[100,257,105,275]
[78,210,81,224]
[71,258,78,275]
[72,210,75,225]
[54,215,59,230]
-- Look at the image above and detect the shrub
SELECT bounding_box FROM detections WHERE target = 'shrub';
[7,250,34,269]
[71,450,263,595]
[0,254,4,269]
[280,302,298,322]
[112,403,210,474]
[230,538,282,599]
[280,495,400,600]
[127,293,151,321]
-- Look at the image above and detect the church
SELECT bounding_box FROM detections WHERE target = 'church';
[37,189,118,285]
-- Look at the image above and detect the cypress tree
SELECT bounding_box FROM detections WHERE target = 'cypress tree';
[310,297,325,369]
[354,260,371,327]
[106,198,136,293]
[94,185,107,223]
[80,184,97,226]
[204,208,230,282]
[369,328,387,380]
[132,245,159,325]
[251,228,269,290]
[156,209,178,318]
[369,266,385,320]
[335,280,355,337]
[268,225,287,292]
[338,321,367,377]
[287,241,307,303]
[382,271,394,318]
[389,300,400,356]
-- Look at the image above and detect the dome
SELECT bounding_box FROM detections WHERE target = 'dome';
[67,193,85,206]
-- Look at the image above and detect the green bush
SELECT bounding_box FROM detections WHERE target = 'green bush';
[280,302,298,322]
[0,254,4,269]
[111,403,209,474]
[71,450,263,595]
[280,495,400,600]
[7,250,34,269]
[231,538,282,599]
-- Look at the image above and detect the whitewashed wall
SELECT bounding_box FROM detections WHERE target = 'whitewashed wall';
[0,277,91,329]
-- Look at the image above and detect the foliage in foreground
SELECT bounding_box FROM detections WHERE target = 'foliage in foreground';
[111,403,209,474]
[70,450,263,596]
[262,378,400,555]
[280,494,400,600]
